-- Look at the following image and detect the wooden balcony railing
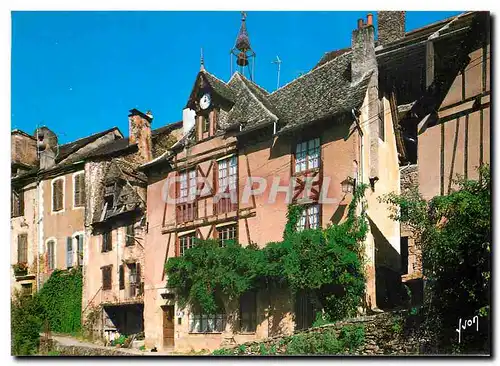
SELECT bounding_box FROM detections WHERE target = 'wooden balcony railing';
[214,194,238,215]
[176,202,198,224]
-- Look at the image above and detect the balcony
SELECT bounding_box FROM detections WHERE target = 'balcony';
[176,202,197,224]
[12,262,28,277]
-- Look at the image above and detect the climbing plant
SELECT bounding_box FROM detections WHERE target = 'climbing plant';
[382,165,491,354]
[166,184,368,321]
[36,268,83,334]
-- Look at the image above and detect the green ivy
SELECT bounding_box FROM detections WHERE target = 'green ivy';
[166,184,368,321]
[36,268,83,334]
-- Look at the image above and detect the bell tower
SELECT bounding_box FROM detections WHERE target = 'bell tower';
[230,11,256,81]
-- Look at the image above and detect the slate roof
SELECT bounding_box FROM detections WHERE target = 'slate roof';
[225,73,278,131]
[313,47,351,70]
[56,127,122,162]
[269,51,372,134]
[200,70,236,104]
[152,121,182,138]
[86,121,182,159]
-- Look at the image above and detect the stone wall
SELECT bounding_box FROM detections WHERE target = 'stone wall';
[215,311,424,356]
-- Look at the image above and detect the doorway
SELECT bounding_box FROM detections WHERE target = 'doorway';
[162,305,175,349]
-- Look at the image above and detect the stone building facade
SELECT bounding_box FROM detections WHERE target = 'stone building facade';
[81,110,182,342]
[140,13,402,353]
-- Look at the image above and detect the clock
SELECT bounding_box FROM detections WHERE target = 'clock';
[199,93,211,110]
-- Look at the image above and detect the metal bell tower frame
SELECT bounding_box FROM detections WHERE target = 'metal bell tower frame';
[230,11,256,81]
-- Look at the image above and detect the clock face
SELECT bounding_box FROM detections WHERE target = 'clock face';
[199,93,211,110]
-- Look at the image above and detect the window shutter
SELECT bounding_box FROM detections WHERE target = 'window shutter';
[66,237,73,268]
[17,234,27,263]
[119,265,124,290]
[74,175,81,206]
[53,180,63,211]
[19,190,24,216]
[77,235,83,266]
[136,263,141,283]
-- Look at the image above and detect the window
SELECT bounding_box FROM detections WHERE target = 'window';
[21,283,33,298]
[379,98,385,141]
[125,224,135,246]
[176,169,197,223]
[74,173,85,207]
[102,266,112,290]
[17,234,28,264]
[240,291,257,333]
[128,263,141,298]
[295,138,320,173]
[297,204,320,231]
[189,302,226,333]
[52,178,64,212]
[66,237,73,269]
[202,115,210,133]
[102,231,112,252]
[217,225,237,247]
[215,156,237,214]
[76,234,84,266]
[119,265,125,290]
[11,189,24,217]
[178,233,196,257]
[401,237,409,275]
[47,240,55,270]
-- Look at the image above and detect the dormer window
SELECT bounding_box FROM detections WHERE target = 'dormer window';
[202,115,210,133]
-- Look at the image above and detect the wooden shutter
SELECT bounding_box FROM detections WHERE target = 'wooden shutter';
[74,174,85,207]
[136,263,141,283]
[17,234,28,263]
[47,241,54,270]
[102,266,112,290]
[126,225,134,246]
[77,235,83,266]
[66,237,73,268]
[53,179,63,211]
[119,265,124,290]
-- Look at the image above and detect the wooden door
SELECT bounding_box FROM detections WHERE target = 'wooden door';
[162,306,175,348]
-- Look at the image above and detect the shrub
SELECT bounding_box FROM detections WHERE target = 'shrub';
[11,292,43,355]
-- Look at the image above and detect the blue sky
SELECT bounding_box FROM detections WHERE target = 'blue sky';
[11,11,461,144]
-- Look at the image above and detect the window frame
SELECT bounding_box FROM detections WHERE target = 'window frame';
[17,233,28,264]
[101,265,113,291]
[189,299,226,334]
[66,236,74,269]
[214,155,238,214]
[297,204,321,231]
[11,188,24,218]
[119,264,125,290]
[72,232,85,267]
[102,230,113,253]
[51,176,65,213]
[176,168,198,223]
[217,224,237,247]
[293,137,321,174]
[125,224,135,246]
[178,232,196,257]
[239,291,257,333]
[73,172,85,209]
[46,238,57,271]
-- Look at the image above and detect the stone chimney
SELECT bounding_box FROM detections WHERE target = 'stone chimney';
[377,11,406,46]
[35,126,58,170]
[351,15,380,182]
[128,109,152,163]
[351,14,377,84]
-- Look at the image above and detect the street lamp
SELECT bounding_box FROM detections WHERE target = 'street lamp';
[341,176,356,194]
